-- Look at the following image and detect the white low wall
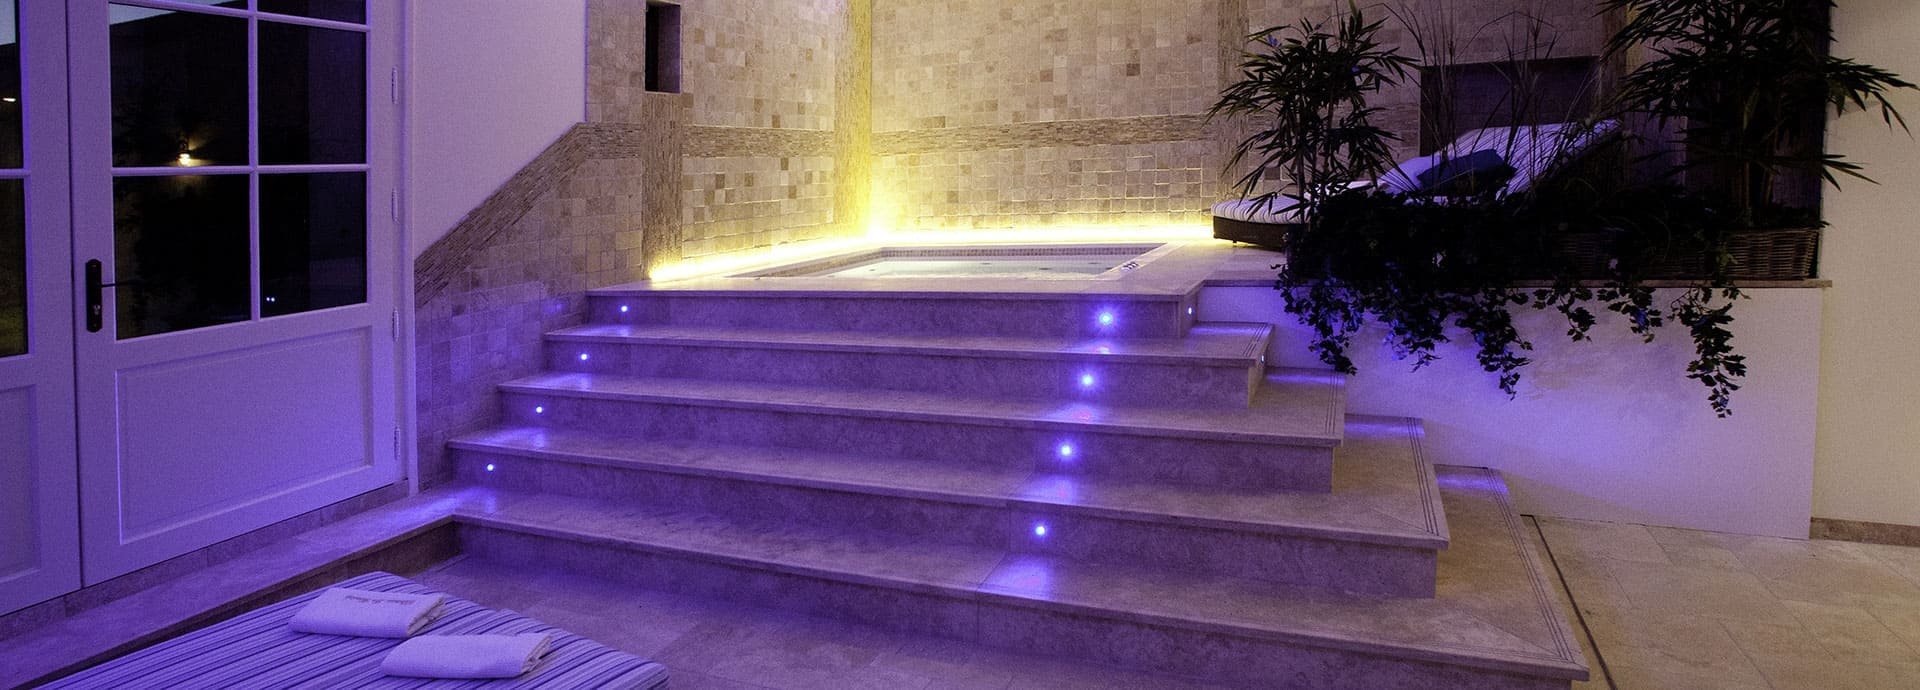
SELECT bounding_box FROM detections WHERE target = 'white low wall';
[406,0,587,259]
[1202,286,1823,538]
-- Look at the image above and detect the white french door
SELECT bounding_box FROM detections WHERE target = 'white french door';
[65,0,402,583]
[0,0,81,615]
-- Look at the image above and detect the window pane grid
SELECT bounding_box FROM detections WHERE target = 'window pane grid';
[106,0,368,339]
[107,0,367,30]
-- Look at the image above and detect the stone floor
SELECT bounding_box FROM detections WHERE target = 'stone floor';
[1537,517,1920,690]
[413,516,1920,689]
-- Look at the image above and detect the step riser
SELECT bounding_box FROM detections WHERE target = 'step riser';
[545,340,1258,408]
[497,391,1335,492]
[588,295,1193,339]
[450,451,1435,596]
[459,524,1560,689]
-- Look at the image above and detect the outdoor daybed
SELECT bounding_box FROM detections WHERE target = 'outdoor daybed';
[40,572,671,689]
[1212,121,1619,249]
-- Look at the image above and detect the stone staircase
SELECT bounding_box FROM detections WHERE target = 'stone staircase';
[445,282,1589,688]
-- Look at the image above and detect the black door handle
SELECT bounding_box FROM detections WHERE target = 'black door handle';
[85,259,142,333]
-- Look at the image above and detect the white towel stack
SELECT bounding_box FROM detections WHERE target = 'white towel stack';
[288,587,447,638]
[380,632,554,679]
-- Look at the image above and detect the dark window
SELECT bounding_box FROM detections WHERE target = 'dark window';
[645,2,681,94]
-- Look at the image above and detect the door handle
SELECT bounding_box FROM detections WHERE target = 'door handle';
[85,259,142,333]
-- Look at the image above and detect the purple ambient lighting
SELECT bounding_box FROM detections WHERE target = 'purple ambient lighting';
[1033,523,1049,537]
[1057,443,1075,458]
[1096,311,1115,327]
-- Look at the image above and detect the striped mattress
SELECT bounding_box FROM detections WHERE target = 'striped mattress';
[41,571,670,689]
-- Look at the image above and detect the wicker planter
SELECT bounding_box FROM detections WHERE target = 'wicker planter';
[1551,226,1820,281]
[1721,227,1820,281]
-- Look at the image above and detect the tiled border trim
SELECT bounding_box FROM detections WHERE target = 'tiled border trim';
[872,114,1214,154]
[1811,517,1920,547]
[685,125,836,158]
[0,484,407,638]
[415,125,592,307]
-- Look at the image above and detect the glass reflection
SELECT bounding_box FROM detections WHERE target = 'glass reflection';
[258,0,364,24]
[113,175,250,338]
[0,1,21,169]
[260,22,365,164]
[109,4,247,167]
[261,172,366,316]
[0,180,23,356]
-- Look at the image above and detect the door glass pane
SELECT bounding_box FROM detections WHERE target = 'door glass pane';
[0,180,22,357]
[258,0,364,24]
[113,176,250,338]
[109,5,247,167]
[0,1,20,169]
[260,22,365,165]
[261,172,365,316]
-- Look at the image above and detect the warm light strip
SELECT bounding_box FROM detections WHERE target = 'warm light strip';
[645,223,1213,283]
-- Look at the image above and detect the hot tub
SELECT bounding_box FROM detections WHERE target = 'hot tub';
[735,243,1171,279]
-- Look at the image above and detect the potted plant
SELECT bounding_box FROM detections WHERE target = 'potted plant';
[1603,0,1914,280]
[1207,3,1415,239]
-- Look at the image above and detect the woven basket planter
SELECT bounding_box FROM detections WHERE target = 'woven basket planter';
[1551,227,1820,281]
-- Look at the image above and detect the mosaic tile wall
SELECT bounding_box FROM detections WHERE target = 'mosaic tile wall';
[414,0,872,486]
[677,0,867,261]
[871,0,1609,229]
[870,0,1231,229]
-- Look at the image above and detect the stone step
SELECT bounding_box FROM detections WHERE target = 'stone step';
[495,370,1345,491]
[542,322,1273,408]
[448,417,1445,596]
[444,465,1587,688]
[584,287,1195,339]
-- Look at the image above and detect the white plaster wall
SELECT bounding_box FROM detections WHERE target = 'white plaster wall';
[405,0,587,258]
[1202,287,1822,538]
[1814,0,1920,528]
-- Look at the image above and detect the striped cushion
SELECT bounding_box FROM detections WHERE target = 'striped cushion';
[43,572,670,690]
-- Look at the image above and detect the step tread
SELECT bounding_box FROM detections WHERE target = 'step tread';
[589,281,1192,300]
[546,323,1272,367]
[498,370,1343,445]
[446,464,1585,679]
[449,416,1444,548]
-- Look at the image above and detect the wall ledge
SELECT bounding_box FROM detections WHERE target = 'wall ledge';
[1811,517,1920,547]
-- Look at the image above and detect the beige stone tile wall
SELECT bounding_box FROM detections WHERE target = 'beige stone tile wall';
[873,0,1222,131]
[871,0,1228,229]
[683,0,839,130]
[681,154,836,258]
[872,0,1610,229]
[678,0,865,258]
[873,141,1217,230]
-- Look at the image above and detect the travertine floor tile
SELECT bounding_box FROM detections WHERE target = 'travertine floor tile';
[1538,517,1672,566]
[1545,517,1920,690]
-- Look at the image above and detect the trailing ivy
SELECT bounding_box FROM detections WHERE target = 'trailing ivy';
[1271,182,1751,417]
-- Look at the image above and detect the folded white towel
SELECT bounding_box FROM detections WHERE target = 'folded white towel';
[380,633,553,679]
[287,587,446,638]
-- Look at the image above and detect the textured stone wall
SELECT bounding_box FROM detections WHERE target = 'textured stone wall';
[413,0,871,486]
[871,0,1232,230]
[871,0,1608,228]
[678,0,868,261]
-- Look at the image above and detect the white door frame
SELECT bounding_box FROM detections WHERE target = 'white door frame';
[0,0,80,615]
[67,0,405,583]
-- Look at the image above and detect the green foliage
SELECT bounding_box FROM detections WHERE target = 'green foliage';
[1207,3,1416,221]
[1276,180,1750,416]
[1603,0,1916,225]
